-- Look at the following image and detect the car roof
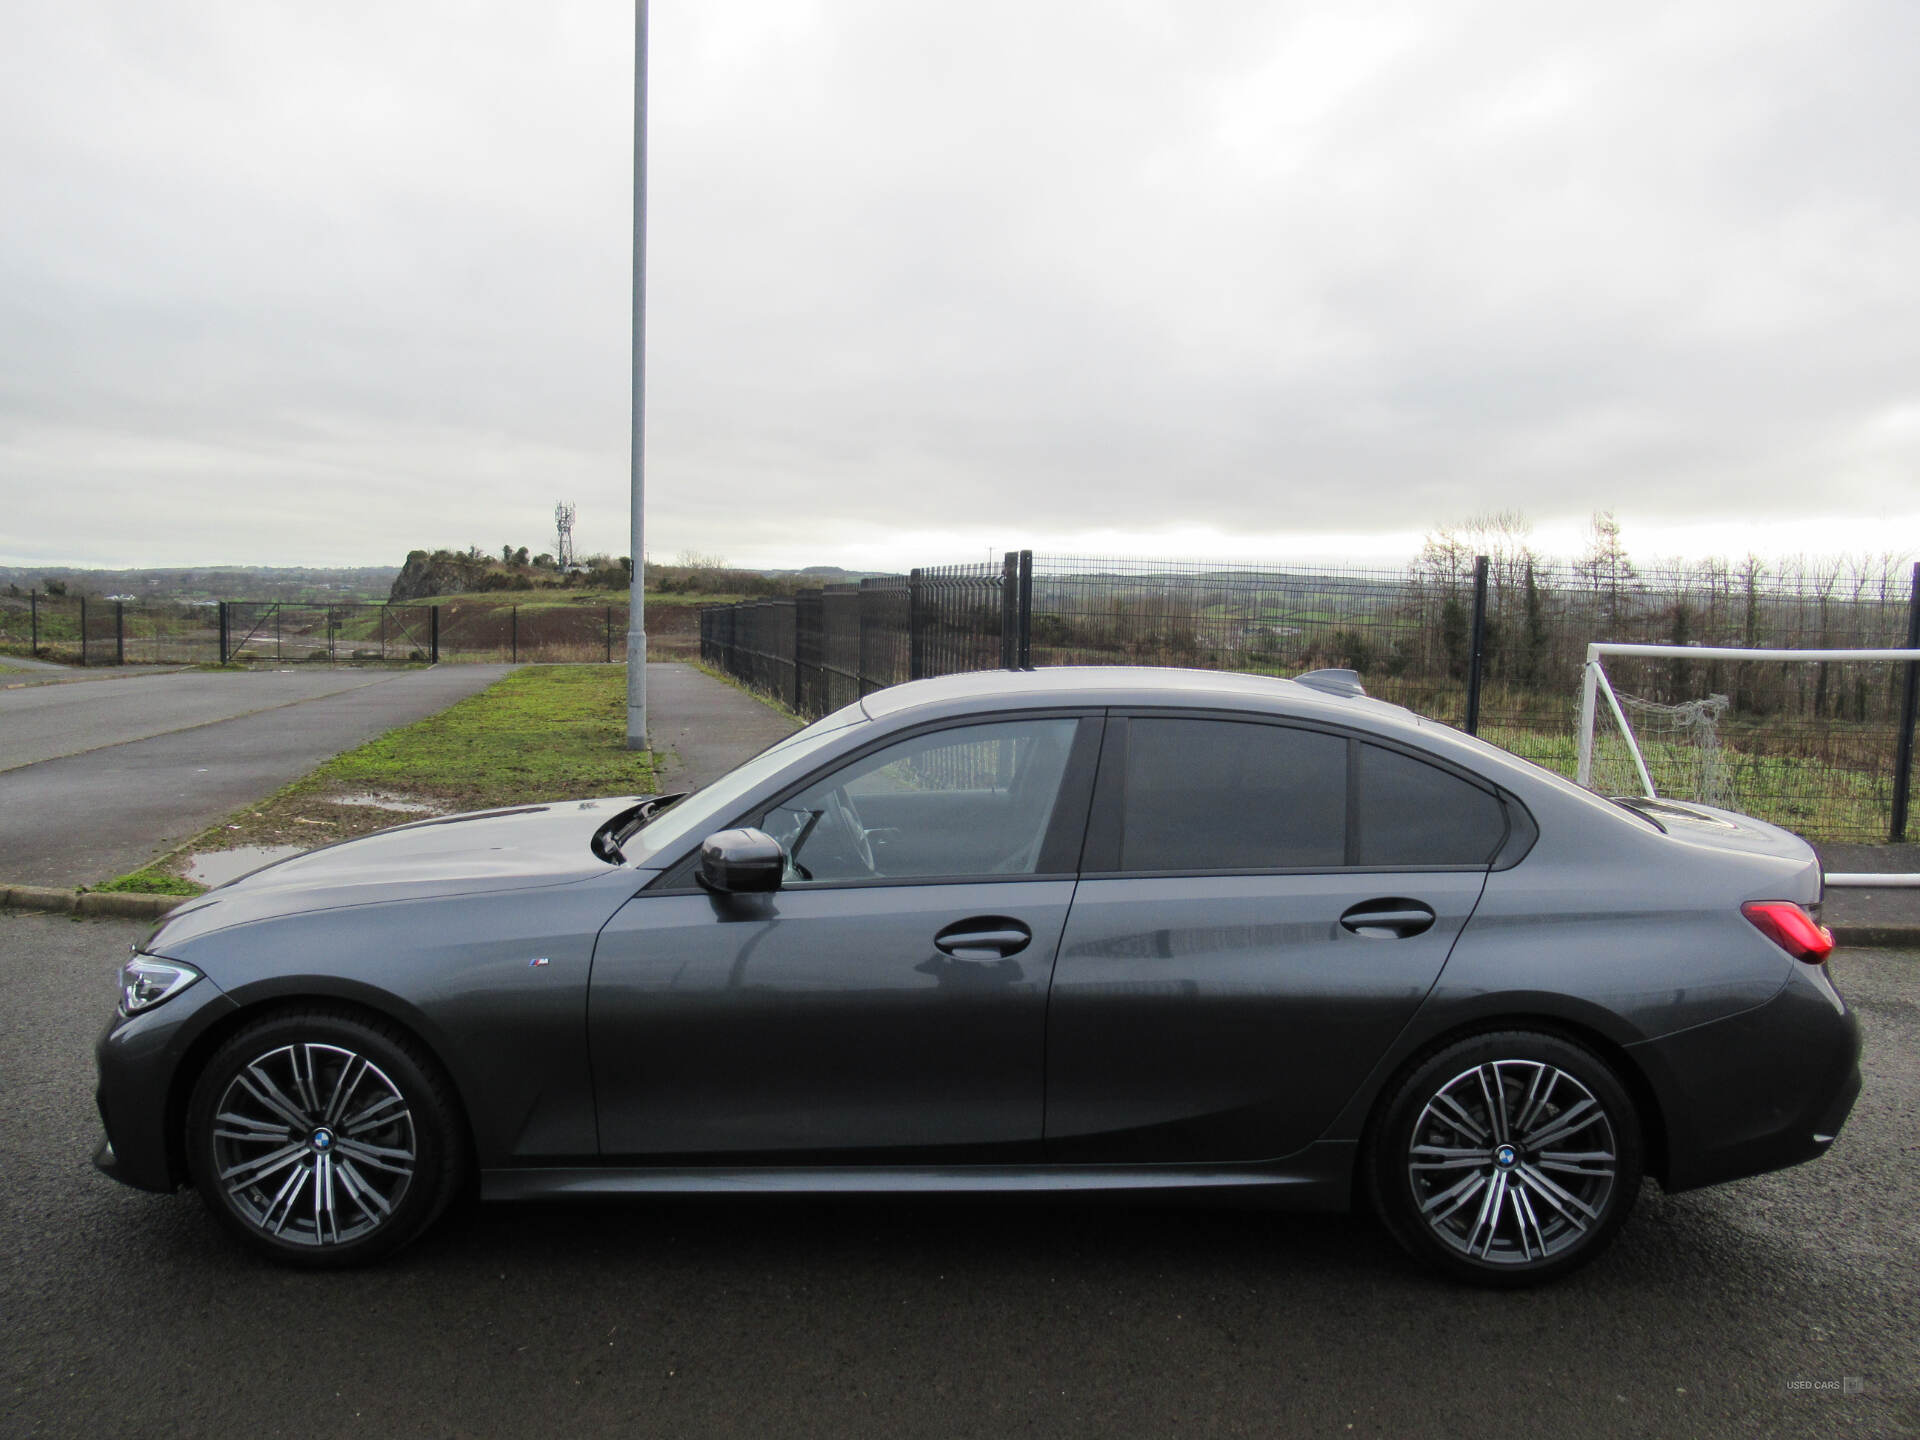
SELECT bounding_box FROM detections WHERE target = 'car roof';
[850,666,1643,828]
[858,665,1421,732]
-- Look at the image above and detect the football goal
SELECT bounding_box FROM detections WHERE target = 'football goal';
[1574,641,1920,867]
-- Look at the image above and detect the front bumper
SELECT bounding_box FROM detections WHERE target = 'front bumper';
[1629,960,1862,1193]
[93,973,239,1194]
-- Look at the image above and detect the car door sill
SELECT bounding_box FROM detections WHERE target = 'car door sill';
[481,1147,1355,1209]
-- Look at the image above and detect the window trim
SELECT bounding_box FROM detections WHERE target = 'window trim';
[1081,706,1533,880]
[643,710,1106,894]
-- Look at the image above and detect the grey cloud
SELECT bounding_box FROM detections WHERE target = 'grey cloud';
[2,0,1916,568]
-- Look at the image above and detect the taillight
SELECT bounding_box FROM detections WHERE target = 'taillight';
[1742,901,1835,964]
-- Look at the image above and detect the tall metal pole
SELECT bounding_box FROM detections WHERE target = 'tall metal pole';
[1891,561,1920,842]
[1464,554,1490,735]
[625,0,649,748]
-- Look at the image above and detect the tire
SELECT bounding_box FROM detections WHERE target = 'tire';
[185,1008,467,1268]
[1367,1030,1643,1287]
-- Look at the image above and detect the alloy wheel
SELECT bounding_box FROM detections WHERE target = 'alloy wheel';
[1406,1060,1619,1266]
[209,1042,417,1246]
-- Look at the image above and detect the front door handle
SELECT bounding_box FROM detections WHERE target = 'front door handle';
[1339,898,1437,939]
[934,917,1033,960]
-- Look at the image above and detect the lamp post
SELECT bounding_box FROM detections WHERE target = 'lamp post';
[625,0,649,748]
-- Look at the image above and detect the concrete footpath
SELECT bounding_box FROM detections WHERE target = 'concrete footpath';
[644,661,799,793]
[1812,842,1920,940]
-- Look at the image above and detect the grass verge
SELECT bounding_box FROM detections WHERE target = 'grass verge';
[102,665,662,891]
[91,869,206,896]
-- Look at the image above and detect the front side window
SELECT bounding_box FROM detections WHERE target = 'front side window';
[623,702,871,865]
[763,718,1079,884]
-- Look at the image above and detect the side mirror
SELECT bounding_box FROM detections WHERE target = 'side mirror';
[697,828,785,894]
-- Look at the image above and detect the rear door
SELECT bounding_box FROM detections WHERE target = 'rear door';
[1045,714,1504,1162]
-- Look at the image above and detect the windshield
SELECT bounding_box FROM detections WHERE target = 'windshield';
[620,700,871,865]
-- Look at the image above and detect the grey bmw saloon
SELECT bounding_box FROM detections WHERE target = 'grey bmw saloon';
[94,666,1861,1284]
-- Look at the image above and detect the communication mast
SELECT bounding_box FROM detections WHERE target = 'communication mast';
[554,502,577,570]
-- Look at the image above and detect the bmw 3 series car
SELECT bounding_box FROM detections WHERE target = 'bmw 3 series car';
[95,666,1861,1284]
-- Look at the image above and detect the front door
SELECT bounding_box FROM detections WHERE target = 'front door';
[589,714,1097,1162]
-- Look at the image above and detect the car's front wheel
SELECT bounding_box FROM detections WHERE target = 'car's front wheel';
[185,1009,465,1267]
[1368,1030,1643,1286]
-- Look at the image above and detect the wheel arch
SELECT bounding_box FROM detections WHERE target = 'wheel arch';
[1351,1011,1672,1200]
[164,983,478,1192]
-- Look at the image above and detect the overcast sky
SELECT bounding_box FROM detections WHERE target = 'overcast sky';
[2,0,1916,572]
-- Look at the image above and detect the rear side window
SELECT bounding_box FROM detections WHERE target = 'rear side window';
[1122,719,1346,870]
[1353,742,1506,867]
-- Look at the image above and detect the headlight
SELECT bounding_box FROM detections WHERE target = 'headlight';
[119,955,200,1015]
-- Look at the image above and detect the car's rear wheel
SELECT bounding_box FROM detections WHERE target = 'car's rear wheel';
[185,1009,465,1267]
[1368,1030,1643,1286]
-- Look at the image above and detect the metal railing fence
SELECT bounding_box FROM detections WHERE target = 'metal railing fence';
[0,595,699,668]
[698,560,1021,715]
[4,550,1915,842]
[701,552,1920,845]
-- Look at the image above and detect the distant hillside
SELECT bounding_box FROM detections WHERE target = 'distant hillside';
[764,566,888,584]
[0,565,399,603]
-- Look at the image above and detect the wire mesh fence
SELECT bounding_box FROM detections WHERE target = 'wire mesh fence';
[1473,558,1917,843]
[0,595,699,668]
[700,551,1919,844]
[1027,555,1465,719]
[0,594,227,665]
[3,549,1914,842]
[221,603,436,664]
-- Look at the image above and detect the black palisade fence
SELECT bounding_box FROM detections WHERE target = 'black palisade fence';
[699,555,1033,714]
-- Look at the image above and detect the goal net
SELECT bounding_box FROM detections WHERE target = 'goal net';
[1575,642,1920,830]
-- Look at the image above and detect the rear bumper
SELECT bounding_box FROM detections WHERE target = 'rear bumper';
[1630,962,1861,1193]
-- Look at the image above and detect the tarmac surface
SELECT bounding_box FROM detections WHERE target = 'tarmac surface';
[4,908,1915,1439]
[0,654,157,678]
[0,665,513,886]
[0,661,794,891]
[645,661,800,792]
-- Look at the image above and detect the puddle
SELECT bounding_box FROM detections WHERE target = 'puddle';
[330,792,444,814]
[186,846,307,888]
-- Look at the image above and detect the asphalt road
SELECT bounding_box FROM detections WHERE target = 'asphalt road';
[0,669,416,772]
[0,666,513,886]
[4,911,1914,1440]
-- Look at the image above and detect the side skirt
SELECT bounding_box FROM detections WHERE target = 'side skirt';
[482,1142,1357,1210]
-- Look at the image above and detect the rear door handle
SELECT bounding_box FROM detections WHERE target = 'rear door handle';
[1339,898,1437,939]
[934,917,1033,960]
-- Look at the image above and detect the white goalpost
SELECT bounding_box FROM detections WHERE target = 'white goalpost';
[1574,641,1920,888]
[1576,642,1920,791]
